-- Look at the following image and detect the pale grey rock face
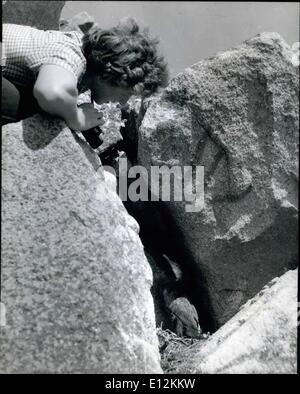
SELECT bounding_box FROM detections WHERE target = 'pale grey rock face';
[166,269,298,374]
[0,115,162,374]
[138,32,299,328]
[59,11,95,33]
[3,1,65,30]
[94,102,125,156]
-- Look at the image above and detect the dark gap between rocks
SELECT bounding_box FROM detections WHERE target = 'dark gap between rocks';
[124,198,217,335]
[98,101,217,363]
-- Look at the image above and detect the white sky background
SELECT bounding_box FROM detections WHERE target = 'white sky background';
[61,1,299,77]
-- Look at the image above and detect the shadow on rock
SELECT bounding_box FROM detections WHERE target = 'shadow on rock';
[22,114,64,150]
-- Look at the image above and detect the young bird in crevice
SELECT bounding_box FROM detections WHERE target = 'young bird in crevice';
[162,254,202,339]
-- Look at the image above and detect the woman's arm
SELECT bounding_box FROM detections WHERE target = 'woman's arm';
[33,65,103,131]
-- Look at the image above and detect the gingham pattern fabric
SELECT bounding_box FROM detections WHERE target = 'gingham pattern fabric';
[2,24,87,89]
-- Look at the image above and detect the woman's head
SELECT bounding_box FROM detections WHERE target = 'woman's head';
[82,17,169,97]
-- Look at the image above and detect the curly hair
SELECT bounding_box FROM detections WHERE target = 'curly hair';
[82,17,169,96]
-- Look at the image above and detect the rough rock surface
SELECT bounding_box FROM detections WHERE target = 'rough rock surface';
[165,269,298,374]
[138,32,299,327]
[94,102,125,155]
[76,92,125,157]
[59,11,95,33]
[0,115,162,374]
[3,1,65,30]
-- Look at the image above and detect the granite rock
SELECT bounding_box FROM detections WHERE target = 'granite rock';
[138,32,299,327]
[59,11,95,33]
[3,0,65,30]
[0,115,162,374]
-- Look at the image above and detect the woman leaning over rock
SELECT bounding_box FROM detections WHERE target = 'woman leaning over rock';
[2,17,169,134]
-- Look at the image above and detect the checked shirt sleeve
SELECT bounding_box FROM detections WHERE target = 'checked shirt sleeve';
[35,34,87,83]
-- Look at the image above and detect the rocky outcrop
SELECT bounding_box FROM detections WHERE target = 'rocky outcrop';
[164,269,298,374]
[138,32,299,327]
[76,92,128,160]
[3,1,65,30]
[59,11,95,33]
[94,102,125,156]
[0,115,162,374]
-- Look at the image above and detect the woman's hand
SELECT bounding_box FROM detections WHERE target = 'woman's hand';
[69,103,105,131]
[33,65,105,131]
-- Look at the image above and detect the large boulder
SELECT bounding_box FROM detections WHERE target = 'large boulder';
[3,0,65,30]
[164,269,298,374]
[138,32,299,327]
[0,115,162,373]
